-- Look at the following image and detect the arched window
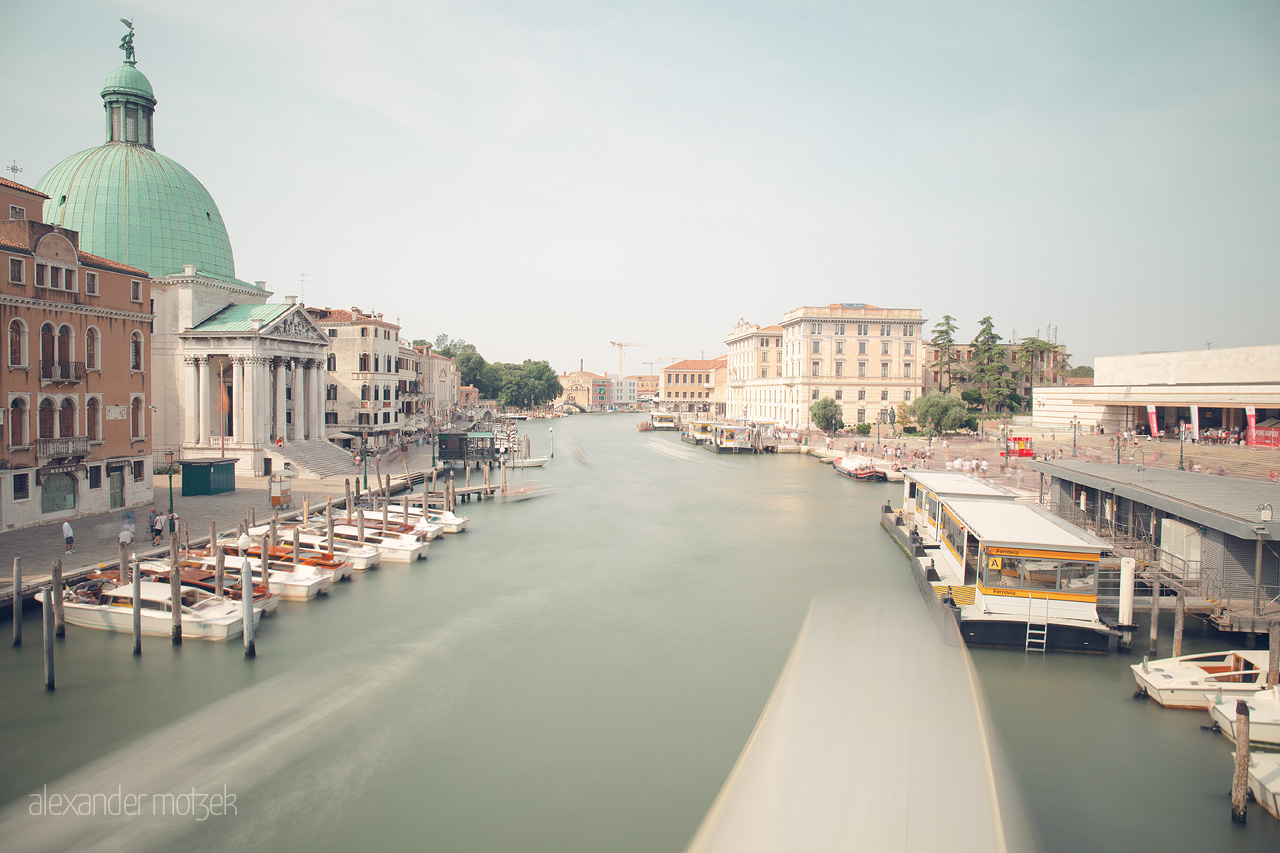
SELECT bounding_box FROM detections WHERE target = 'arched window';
[57,324,73,372]
[38,398,55,439]
[40,323,55,372]
[359,353,370,372]
[131,397,143,438]
[85,327,100,370]
[9,320,27,367]
[384,384,392,401]
[130,332,143,371]
[326,383,337,401]
[326,353,336,371]
[9,399,25,446]
[59,398,75,437]
[361,384,370,401]
[86,398,100,441]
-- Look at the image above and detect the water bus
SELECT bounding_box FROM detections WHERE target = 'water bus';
[649,412,678,431]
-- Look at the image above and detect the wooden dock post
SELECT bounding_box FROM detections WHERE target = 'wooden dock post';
[1172,593,1185,657]
[402,495,409,519]
[465,465,471,488]
[382,495,389,530]
[1149,578,1160,654]
[242,539,258,659]
[303,497,310,524]
[42,585,55,691]
[386,474,392,502]
[50,558,65,638]
[431,469,436,493]
[357,510,366,544]
[12,557,21,647]
[327,499,335,553]
[292,529,300,565]
[501,459,508,495]
[170,534,182,645]
[1268,621,1279,688]
[269,517,278,554]
[118,542,129,585]
[250,506,256,528]
[1231,701,1251,823]
[214,545,225,598]
[131,549,142,657]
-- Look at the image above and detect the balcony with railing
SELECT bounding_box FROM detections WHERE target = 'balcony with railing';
[37,435,91,458]
[40,360,85,384]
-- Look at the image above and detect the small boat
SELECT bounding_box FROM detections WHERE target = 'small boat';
[496,484,555,502]
[636,421,653,432]
[207,537,354,583]
[194,552,333,601]
[124,563,280,615]
[1132,649,1273,709]
[510,455,549,468]
[1207,686,1280,745]
[649,412,678,431]
[266,527,381,570]
[833,456,888,482]
[44,579,258,641]
[366,505,467,535]
[1243,751,1280,820]
[322,523,429,562]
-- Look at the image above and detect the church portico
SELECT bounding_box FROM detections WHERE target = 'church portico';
[177,304,332,475]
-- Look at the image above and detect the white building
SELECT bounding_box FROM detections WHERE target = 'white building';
[308,307,403,451]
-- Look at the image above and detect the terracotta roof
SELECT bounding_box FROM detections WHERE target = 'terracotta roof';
[760,325,782,332]
[0,235,29,254]
[0,176,49,199]
[666,359,722,370]
[308,308,353,323]
[78,250,150,276]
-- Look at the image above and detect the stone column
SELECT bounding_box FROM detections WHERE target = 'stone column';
[198,356,212,446]
[275,358,287,443]
[232,358,245,444]
[184,357,199,448]
[314,361,325,441]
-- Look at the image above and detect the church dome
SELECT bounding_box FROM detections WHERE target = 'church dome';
[36,55,253,287]
[39,144,238,282]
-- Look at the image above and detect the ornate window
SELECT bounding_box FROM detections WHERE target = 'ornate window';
[130,332,143,371]
[86,397,100,441]
[326,353,336,371]
[131,397,143,438]
[59,399,75,437]
[86,327,100,370]
[9,399,26,446]
[38,398,55,439]
[9,319,26,367]
[359,353,370,372]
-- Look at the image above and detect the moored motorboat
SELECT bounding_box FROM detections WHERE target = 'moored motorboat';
[833,456,888,482]
[1206,686,1280,743]
[1131,649,1273,709]
[43,579,257,641]
[322,523,429,562]
[264,526,381,570]
[193,552,333,601]
[125,563,280,616]
[1243,751,1280,820]
[207,537,354,582]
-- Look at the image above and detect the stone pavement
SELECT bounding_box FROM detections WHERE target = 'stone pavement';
[0,442,441,609]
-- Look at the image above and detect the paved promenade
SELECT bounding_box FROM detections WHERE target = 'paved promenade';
[1,443,438,609]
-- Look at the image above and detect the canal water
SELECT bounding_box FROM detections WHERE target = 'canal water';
[1,414,1277,851]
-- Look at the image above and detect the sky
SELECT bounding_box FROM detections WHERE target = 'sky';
[6,1,1278,377]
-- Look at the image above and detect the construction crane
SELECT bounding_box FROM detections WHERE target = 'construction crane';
[609,341,648,379]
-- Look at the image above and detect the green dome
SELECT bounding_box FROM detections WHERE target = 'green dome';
[102,62,154,102]
[38,144,240,283]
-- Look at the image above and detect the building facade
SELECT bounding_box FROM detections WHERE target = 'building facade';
[660,359,721,413]
[923,340,1069,400]
[308,307,402,451]
[725,304,925,429]
[1,178,154,529]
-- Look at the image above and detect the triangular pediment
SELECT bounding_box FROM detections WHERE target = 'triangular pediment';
[262,305,331,344]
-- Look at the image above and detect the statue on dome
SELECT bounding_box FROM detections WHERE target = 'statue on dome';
[118,18,135,62]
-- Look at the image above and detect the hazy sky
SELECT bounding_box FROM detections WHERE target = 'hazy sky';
[7,1,1278,376]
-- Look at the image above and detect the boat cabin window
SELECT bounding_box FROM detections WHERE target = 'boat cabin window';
[982,554,1096,594]
[906,482,917,501]
[940,512,965,557]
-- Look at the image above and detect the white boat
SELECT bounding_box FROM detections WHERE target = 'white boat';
[204,553,332,601]
[1131,649,1273,709]
[1207,686,1280,745]
[134,560,280,616]
[510,455,549,468]
[267,527,381,570]
[325,523,429,562]
[1243,751,1280,820]
[369,505,467,534]
[650,412,678,431]
[44,580,257,641]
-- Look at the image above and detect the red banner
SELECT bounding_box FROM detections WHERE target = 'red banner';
[1146,405,1158,437]
[1255,426,1280,448]
[1247,406,1258,446]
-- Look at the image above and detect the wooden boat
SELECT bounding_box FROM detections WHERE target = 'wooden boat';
[635,421,653,432]
[510,455,549,468]
[1243,751,1280,820]
[106,563,279,615]
[43,579,257,641]
[1208,686,1280,744]
[319,523,429,562]
[205,538,354,583]
[1132,649,1273,709]
[834,456,887,482]
[263,527,381,570]
[192,552,333,601]
[361,505,466,535]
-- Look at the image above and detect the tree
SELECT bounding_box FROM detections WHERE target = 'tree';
[961,388,984,409]
[930,315,964,394]
[810,398,844,434]
[968,316,1013,413]
[454,350,487,390]
[1016,336,1057,386]
[1066,365,1094,378]
[432,334,475,359]
[907,392,972,435]
[411,338,429,347]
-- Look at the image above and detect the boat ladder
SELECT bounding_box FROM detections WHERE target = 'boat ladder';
[1025,592,1050,653]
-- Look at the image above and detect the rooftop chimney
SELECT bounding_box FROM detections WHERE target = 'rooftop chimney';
[284,295,296,306]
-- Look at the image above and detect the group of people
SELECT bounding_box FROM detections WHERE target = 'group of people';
[117,506,179,547]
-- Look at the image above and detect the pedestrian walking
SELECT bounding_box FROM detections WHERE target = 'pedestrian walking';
[152,511,166,545]
[62,520,74,553]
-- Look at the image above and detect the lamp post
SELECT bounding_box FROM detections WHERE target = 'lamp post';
[164,450,176,534]
[1072,418,1078,458]
[1178,423,1186,471]
[361,430,369,491]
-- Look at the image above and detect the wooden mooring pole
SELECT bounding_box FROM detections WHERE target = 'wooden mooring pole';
[1172,593,1185,657]
[170,534,182,645]
[42,585,55,691]
[51,559,65,638]
[242,541,257,659]
[215,544,225,598]
[1149,578,1160,655]
[346,480,353,523]
[357,510,366,544]
[327,498,335,553]
[131,549,142,656]
[1231,701,1251,823]
[1268,621,1279,689]
[12,557,22,647]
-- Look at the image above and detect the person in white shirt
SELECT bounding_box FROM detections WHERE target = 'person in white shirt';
[62,520,74,554]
